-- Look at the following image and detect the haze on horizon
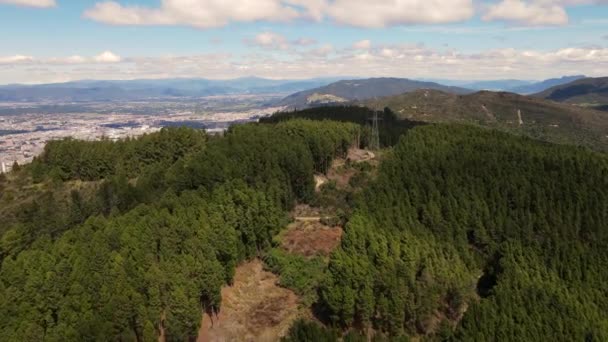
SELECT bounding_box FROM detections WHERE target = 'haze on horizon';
[1,0,608,84]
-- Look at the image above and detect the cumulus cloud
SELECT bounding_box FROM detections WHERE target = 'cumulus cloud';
[324,0,474,28]
[84,0,301,28]
[483,0,569,26]
[246,32,319,51]
[307,43,334,57]
[84,0,476,28]
[293,37,317,46]
[0,52,122,66]
[94,51,122,63]
[247,32,290,50]
[353,40,372,50]
[0,0,55,7]
[3,45,608,84]
[483,0,608,26]
[0,55,34,64]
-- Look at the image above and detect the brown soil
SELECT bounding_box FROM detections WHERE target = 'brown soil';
[347,148,375,162]
[280,221,343,257]
[197,260,299,342]
[291,204,321,218]
[324,148,376,189]
[327,163,357,189]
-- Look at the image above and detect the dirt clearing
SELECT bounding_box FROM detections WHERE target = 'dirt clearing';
[280,221,343,257]
[197,260,299,342]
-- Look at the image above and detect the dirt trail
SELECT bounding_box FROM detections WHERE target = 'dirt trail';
[196,149,374,342]
[481,104,497,121]
[197,260,299,342]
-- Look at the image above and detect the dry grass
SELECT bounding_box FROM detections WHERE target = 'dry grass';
[197,260,300,342]
[280,221,343,257]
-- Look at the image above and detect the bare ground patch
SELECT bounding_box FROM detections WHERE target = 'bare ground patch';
[197,260,299,342]
[291,204,322,218]
[280,221,343,257]
[324,148,376,189]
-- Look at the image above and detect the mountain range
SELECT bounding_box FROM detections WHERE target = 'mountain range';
[365,89,608,151]
[0,77,347,102]
[509,75,586,94]
[278,78,472,108]
[534,76,608,111]
[0,75,590,104]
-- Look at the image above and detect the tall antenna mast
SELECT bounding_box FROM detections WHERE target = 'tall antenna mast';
[370,110,381,150]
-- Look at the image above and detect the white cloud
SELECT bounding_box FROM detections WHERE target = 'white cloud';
[0,55,34,64]
[3,46,608,84]
[293,37,317,46]
[84,0,476,28]
[248,32,290,50]
[483,0,608,26]
[247,32,319,51]
[324,0,474,28]
[0,52,123,66]
[353,40,372,50]
[94,51,122,63]
[483,0,569,26]
[0,0,55,8]
[65,55,87,64]
[307,43,334,57]
[84,0,301,28]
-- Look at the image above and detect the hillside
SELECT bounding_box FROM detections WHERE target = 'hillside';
[1,119,608,341]
[535,76,608,111]
[508,75,585,94]
[279,78,472,108]
[366,89,608,151]
[460,79,533,91]
[318,124,608,341]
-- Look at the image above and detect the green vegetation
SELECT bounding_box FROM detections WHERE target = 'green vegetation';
[0,120,359,341]
[263,248,326,306]
[1,108,607,341]
[261,105,423,148]
[319,124,608,340]
[281,319,340,342]
[535,76,608,111]
[366,89,608,152]
[33,127,206,182]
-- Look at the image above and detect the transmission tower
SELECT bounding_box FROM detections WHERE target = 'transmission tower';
[369,110,381,150]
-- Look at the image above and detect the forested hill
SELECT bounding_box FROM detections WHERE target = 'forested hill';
[319,125,608,341]
[365,89,608,151]
[1,117,607,341]
[278,78,472,109]
[261,105,425,147]
[534,76,608,111]
[0,121,360,341]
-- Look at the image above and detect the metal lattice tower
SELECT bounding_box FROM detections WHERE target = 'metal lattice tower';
[369,111,381,151]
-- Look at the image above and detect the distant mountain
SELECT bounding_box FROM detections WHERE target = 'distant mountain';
[461,79,534,91]
[365,89,608,151]
[278,78,472,108]
[509,75,586,94]
[534,77,608,111]
[0,77,345,102]
[419,76,587,94]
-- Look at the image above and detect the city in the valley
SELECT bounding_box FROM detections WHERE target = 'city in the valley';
[0,95,284,173]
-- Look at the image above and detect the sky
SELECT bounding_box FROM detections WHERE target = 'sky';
[0,0,607,84]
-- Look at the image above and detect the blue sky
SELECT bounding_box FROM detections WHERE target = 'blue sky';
[1,0,607,83]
